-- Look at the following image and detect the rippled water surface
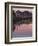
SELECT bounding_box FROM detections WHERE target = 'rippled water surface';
[11,24,32,38]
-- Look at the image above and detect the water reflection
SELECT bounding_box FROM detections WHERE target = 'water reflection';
[11,24,32,38]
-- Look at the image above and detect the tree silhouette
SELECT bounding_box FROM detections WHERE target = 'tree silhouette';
[12,10,32,32]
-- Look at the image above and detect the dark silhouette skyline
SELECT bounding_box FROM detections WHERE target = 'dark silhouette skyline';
[16,10,32,18]
[11,10,32,32]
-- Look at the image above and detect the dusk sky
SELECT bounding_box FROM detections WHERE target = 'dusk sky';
[13,8,33,13]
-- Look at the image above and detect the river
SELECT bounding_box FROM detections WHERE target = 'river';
[11,24,32,38]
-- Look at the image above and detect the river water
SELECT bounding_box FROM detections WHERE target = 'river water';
[11,24,32,38]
